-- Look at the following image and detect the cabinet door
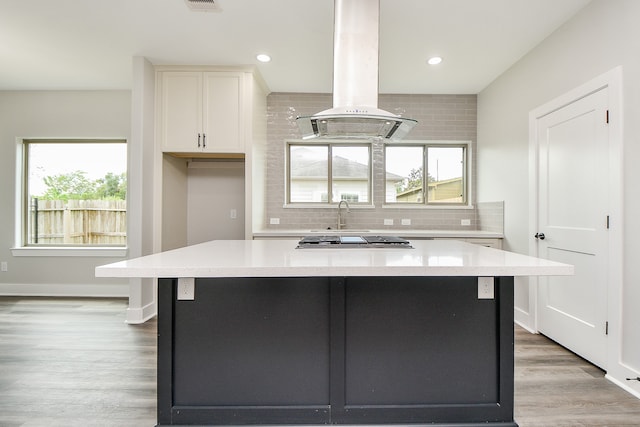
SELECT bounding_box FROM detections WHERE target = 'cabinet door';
[202,72,244,153]
[160,72,203,152]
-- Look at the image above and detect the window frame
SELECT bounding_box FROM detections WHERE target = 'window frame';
[384,141,471,207]
[14,138,128,255]
[286,140,373,206]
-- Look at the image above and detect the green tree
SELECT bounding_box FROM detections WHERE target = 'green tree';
[39,171,127,200]
[406,166,423,190]
[396,166,437,194]
[95,172,127,199]
[41,171,96,200]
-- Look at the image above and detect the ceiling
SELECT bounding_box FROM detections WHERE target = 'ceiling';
[0,0,591,94]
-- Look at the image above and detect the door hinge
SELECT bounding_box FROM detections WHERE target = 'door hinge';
[605,321,609,335]
[606,215,610,229]
[606,110,610,124]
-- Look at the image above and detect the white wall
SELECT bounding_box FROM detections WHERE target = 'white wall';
[127,56,158,323]
[160,159,246,249]
[161,155,189,251]
[0,90,131,296]
[187,161,245,244]
[477,0,640,395]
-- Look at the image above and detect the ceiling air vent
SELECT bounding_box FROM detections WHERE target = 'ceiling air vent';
[184,0,220,12]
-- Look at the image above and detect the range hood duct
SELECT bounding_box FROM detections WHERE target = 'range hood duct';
[296,0,417,140]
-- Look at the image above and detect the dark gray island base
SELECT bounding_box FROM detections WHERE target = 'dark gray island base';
[157,276,518,427]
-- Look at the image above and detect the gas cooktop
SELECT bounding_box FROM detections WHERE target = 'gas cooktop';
[296,235,413,249]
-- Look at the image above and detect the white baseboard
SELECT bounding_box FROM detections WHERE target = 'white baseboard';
[514,306,536,333]
[0,282,129,297]
[126,299,157,324]
[514,318,537,334]
[606,374,640,400]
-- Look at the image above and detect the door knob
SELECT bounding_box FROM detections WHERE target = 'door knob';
[534,233,545,240]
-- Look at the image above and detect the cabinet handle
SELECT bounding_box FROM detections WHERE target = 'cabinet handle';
[203,133,206,148]
[197,133,201,148]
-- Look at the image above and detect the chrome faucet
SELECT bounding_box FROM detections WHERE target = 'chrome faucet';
[337,200,350,230]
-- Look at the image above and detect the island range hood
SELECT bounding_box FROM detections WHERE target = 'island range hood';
[296,0,417,140]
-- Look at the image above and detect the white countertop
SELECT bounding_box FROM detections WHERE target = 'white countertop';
[95,239,572,278]
[252,229,504,239]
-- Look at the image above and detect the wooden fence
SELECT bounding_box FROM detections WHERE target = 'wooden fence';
[30,199,126,245]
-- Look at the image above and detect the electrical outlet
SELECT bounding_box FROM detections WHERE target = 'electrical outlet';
[177,278,195,301]
[461,219,471,226]
[401,218,411,226]
[1,262,7,272]
[383,219,394,226]
[478,277,494,299]
[270,217,280,225]
[230,209,237,219]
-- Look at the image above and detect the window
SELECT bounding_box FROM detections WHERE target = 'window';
[385,143,468,205]
[288,143,371,204]
[22,139,127,247]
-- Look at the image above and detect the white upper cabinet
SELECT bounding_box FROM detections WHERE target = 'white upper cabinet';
[159,70,244,153]
[203,72,242,152]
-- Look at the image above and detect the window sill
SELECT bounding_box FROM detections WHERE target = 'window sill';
[11,247,128,257]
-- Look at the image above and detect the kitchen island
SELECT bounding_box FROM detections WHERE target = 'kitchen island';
[96,239,573,427]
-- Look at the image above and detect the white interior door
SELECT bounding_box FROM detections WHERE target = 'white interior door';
[535,87,609,369]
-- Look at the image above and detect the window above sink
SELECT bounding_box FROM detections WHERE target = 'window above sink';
[287,142,372,205]
[284,140,471,209]
[385,142,469,206]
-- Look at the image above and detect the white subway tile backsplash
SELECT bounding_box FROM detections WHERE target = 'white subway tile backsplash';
[476,201,504,233]
[264,93,503,233]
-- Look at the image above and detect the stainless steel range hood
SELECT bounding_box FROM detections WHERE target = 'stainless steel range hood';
[296,0,417,140]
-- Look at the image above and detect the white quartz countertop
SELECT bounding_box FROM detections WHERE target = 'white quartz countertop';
[252,229,504,239]
[95,239,572,278]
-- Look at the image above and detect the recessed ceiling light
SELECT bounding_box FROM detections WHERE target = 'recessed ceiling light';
[427,56,442,65]
[256,54,271,63]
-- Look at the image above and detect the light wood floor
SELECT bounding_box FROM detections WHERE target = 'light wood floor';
[1,297,639,427]
[514,326,640,426]
[0,297,156,427]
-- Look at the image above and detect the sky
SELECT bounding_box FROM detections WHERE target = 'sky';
[379,146,463,181]
[28,142,127,196]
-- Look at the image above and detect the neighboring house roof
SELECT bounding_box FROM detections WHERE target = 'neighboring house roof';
[428,177,462,187]
[396,186,423,198]
[291,148,403,181]
[396,177,462,198]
